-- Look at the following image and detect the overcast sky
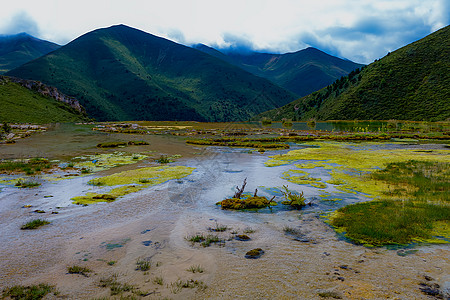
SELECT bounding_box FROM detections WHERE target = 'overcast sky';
[0,0,448,64]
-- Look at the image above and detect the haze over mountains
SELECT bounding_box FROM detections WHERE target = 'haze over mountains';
[258,25,450,122]
[0,33,60,74]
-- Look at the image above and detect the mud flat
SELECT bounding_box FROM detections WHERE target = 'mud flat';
[0,123,449,299]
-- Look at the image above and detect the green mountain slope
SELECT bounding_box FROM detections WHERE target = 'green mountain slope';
[258,25,450,122]
[0,33,60,74]
[0,76,88,123]
[194,44,364,97]
[7,25,295,122]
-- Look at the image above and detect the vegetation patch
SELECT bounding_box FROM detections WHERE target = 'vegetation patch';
[15,178,41,188]
[186,234,223,247]
[96,141,127,148]
[72,165,195,205]
[71,152,147,173]
[98,274,136,296]
[0,158,52,175]
[266,141,449,198]
[216,178,277,210]
[245,248,264,259]
[20,219,50,230]
[280,185,307,209]
[136,257,151,271]
[2,283,55,300]
[187,265,204,273]
[330,200,449,246]
[67,265,92,277]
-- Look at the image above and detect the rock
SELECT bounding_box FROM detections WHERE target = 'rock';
[6,133,15,139]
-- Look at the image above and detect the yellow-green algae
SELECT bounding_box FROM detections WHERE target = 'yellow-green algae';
[73,152,147,173]
[72,165,195,205]
[267,142,450,246]
[266,141,449,198]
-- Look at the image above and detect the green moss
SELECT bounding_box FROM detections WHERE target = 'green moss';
[72,152,147,173]
[245,248,264,259]
[72,166,195,204]
[217,195,277,210]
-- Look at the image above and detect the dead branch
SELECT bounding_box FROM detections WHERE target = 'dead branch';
[234,177,247,199]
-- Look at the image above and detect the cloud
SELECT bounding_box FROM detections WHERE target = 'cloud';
[1,11,40,37]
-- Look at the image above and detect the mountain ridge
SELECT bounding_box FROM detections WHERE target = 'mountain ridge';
[0,33,60,74]
[193,44,364,97]
[7,24,296,122]
[257,25,450,122]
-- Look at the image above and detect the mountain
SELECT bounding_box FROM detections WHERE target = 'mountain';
[7,25,296,122]
[0,33,60,74]
[257,25,450,122]
[0,76,89,123]
[193,44,364,97]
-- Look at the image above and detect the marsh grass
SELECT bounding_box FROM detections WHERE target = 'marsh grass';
[99,274,136,296]
[208,222,228,232]
[281,185,306,209]
[371,160,450,202]
[153,275,164,285]
[331,200,450,246]
[136,258,151,271]
[169,279,207,294]
[0,158,52,174]
[186,234,223,247]
[96,142,127,148]
[283,226,303,236]
[187,265,204,273]
[21,219,50,230]
[155,155,171,164]
[330,160,450,246]
[67,265,92,277]
[15,178,41,188]
[2,283,54,300]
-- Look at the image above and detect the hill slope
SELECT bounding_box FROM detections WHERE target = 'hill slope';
[0,33,60,74]
[0,76,88,123]
[194,45,364,97]
[258,25,450,122]
[7,25,295,122]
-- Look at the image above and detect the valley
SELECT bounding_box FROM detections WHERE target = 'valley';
[0,122,448,299]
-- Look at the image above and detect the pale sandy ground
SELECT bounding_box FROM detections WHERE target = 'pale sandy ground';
[0,137,449,299]
[1,180,448,300]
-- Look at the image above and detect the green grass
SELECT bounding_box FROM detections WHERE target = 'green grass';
[153,275,164,285]
[135,258,151,271]
[2,283,54,300]
[330,200,449,246]
[15,179,41,188]
[0,76,87,123]
[98,274,136,296]
[0,158,52,174]
[186,234,223,247]
[330,160,450,246]
[187,265,204,273]
[67,265,92,277]
[20,219,50,230]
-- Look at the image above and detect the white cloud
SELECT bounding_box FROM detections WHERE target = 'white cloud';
[0,0,447,63]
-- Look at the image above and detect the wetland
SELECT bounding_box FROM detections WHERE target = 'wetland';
[0,121,449,299]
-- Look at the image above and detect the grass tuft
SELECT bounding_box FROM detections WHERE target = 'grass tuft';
[2,283,54,300]
[67,265,92,277]
[20,219,50,230]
